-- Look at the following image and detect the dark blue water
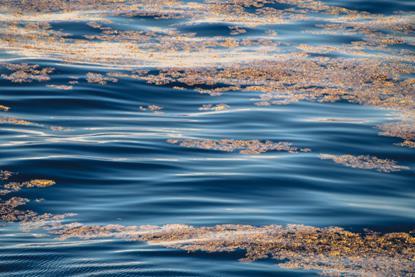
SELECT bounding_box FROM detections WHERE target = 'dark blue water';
[1,0,414,276]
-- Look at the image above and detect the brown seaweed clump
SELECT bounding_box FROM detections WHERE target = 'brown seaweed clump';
[0,173,74,230]
[397,140,415,149]
[53,223,415,276]
[199,104,230,112]
[47,84,73,90]
[139,105,163,113]
[1,179,55,196]
[377,120,415,148]
[0,170,414,276]
[320,154,410,173]
[86,72,118,85]
[0,174,65,224]
[0,117,33,125]
[0,194,75,228]
[0,170,13,180]
[26,179,56,188]
[0,104,10,112]
[229,26,247,35]
[0,63,54,83]
[167,139,311,154]
[0,196,33,222]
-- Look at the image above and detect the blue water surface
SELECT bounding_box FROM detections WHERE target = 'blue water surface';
[0,0,414,276]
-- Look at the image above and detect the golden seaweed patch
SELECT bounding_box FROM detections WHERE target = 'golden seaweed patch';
[139,105,163,113]
[86,72,118,85]
[378,121,415,141]
[47,84,73,90]
[0,117,33,125]
[26,179,56,188]
[0,174,61,223]
[0,0,413,143]
[0,63,54,83]
[167,139,311,154]
[0,196,32,222]
[0,105,10,112]
[320,154,410,172]
[0,170,13,181]
[52,223,415,276]
[0,170,414,276]
[397,140,415,149]
[0,2,413,275]
[1,179,55,196]
[199,103,230,112]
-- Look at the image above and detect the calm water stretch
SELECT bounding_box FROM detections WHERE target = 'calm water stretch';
[0,1,415,276]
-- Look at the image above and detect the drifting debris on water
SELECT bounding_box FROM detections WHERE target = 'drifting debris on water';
[229,26,247,35]
[0,105,10,112]
[26,179,55,188]
[0,170,13,181]
[0,2,413,276]
[199,104,230,112]
[50,223,415,277]
[47,84,73,90]
[0,117,33,125]
[0,195,75,229]
[0,170,413,276]
[0,0,413,149]
[320,154,410,173]
[0,63,54,83]
[0,173,73,225]
[50,125,69,131]
[0,0,412,67]
[0,173,59,222]
[139,105,163,113]
[378,120,415,143]
[1,179,55,196]
[0,171,73,228]
[86,72,118,85]
[0,196,32,222]
[2,182,414,276]
[167,139,311,154]
[397,140,415,148]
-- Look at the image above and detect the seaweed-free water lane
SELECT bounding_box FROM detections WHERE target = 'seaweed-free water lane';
[0,1,414,276]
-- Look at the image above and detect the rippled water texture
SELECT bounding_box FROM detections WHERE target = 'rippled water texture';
[1,1,415,276]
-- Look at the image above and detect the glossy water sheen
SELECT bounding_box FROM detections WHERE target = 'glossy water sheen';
[0,0,415,276]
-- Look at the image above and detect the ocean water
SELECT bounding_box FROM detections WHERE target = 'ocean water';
[0,1,415,276]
